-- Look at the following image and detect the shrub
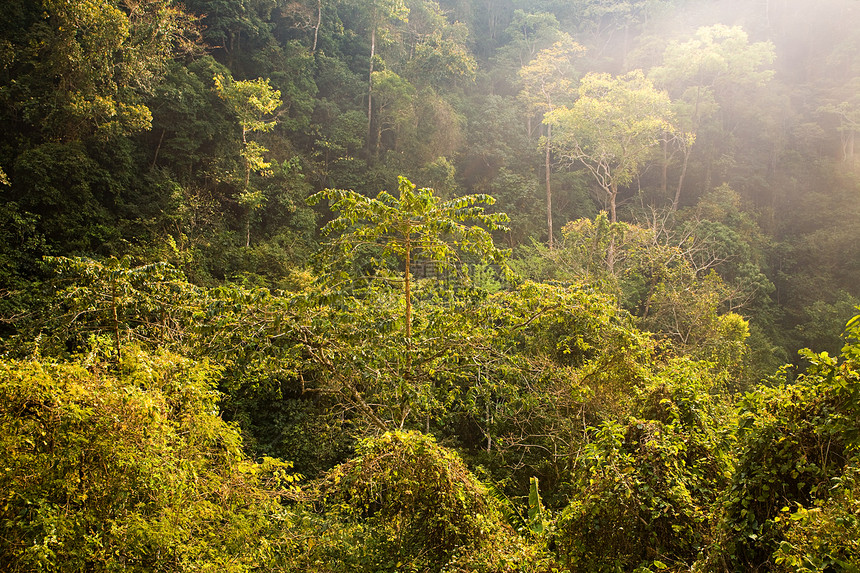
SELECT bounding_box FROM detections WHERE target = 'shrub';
[315,430,551,572]
[554,359,734,572]
[0,346,297,572]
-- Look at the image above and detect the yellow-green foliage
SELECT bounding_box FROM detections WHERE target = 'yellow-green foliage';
[773,462,860,572]
[704,346,860,571]
[312,430,551,572]
[0,347,297,572]
[554,359,735,572]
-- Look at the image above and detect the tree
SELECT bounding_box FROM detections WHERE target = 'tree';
[181,0,279,72]
[369,69,415,157]
[550,212,751,374]
[546,70,674,271]
[649,25,775,208]
[38,256,195,363]
[518,35,585,248]
[495,10,563,85]
[401,0,477,89]
[214,74,282,247]
[308,176,509,339]
[359,0,409,153]
[0,347,300,572]
[546,70,675,225]
[309,178,510,431]
[818,77,860,164]
[0,0,199,141]
[567,0,676,62]
[709,342,860,571]
[554,359,735,572]
[317,430,551,572]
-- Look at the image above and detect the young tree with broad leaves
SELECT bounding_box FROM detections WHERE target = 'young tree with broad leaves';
[307,176,509,430]
[309,176,510,339]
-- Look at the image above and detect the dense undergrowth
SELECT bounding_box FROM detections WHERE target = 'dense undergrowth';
[2,252,860,571]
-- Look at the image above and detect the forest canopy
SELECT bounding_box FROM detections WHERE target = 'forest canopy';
[2,0,860,571]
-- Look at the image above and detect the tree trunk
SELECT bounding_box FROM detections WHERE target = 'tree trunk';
[111,279,121,365]
[367,25,376,153]
[404,239,411,339]
[403,233,412,423]
[608,185,617,224]
[312,0,321,53]
[242,127,252,247]
[545,123,553,249]
[376,120,383,159]
[851,130,856,163]
[487,0,496,39]
[151,128,165,169]
[660,137,668,194]
[673,145,691,211]
[843,129,856,163]
[607,185,617,273]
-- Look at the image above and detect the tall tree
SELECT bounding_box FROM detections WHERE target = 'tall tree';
[360,0,409,154]
[370,69,416,157]
[566,0,674,63]
[0,0,199,142]
[546,70,674,225]
[649,25,775,209]
[214,74,282,247]
[518,35,584,248]
[818,77,860,164]
[494,10,562,89]
[401,0,477,89]
[308,177,509,428]
[546,70,674,270]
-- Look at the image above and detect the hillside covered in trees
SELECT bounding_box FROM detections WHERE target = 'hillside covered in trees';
[2,0,860,570]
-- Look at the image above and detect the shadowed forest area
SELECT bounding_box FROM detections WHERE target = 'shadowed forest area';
[2,0,860,570]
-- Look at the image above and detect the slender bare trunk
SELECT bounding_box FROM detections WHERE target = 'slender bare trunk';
[242,128,252,247]
[242,128,250,190]
[704,161,712,192]
[851,130,855,163]
[312,0,321,53]
[609,185,617,224]
[367,25,376,153]
[402,234,412,428]
[404,241,411,339]
[607,184,617,273]
[660,137,668,194]
[111,279,121,365]
[151,128,165,169]
[673,146,691,211]
[486,401,492,452]
[546,123,553,249]
[376,122,383,157]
